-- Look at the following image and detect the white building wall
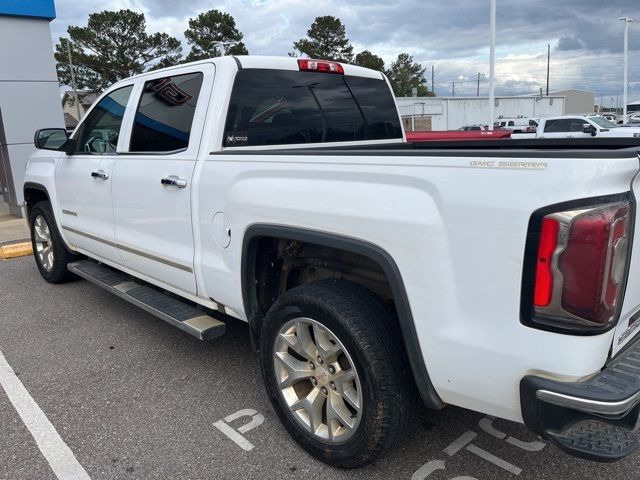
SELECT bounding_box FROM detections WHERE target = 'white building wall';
[0,14,63,217]
[550,90,595,114]
[396,96,566,131]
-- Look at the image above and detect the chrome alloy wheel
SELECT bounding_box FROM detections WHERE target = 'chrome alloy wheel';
[273,317,363,443]
[33,215,54,271]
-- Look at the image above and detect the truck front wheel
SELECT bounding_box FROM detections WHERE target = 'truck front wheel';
[260,279,417,468]
[29,201,79,283]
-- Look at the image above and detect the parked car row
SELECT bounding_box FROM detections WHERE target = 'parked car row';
[511,115,640,140]
[408,114,640,143]
[601,113,640,125]
[493,117,538,133]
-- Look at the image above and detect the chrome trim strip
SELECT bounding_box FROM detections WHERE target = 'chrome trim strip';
[62,225,116,247]
[62,225,193,273]
[536,389,640,416]
[116,242,193,272]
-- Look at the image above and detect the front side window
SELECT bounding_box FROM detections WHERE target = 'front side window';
[223,69,403,147]
[129,72,204,152]
[74,85,133,154]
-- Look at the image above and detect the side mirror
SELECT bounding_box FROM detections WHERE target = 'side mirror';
[583,124,597,136]
[34,128,68,150]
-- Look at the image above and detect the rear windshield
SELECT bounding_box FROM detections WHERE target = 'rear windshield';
[223,69,403,147]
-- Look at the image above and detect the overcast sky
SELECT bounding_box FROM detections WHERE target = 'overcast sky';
[50,0,639,106]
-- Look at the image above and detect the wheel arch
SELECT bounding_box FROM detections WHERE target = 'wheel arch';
[23,182,51,219]
[241,224,444,409]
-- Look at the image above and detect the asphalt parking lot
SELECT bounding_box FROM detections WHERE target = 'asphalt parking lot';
[2,256,640,480]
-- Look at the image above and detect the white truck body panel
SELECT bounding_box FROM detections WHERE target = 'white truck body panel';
[195,151,638,421]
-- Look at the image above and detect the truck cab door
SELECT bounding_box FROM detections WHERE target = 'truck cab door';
[55,85,134,264]
[111,64,214,295]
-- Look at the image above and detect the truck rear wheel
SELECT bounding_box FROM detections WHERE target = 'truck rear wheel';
[260,279,417,468]
[29,201,79,283]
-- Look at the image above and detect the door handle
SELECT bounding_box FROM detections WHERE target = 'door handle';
[161,176,187,188]
[91,170,109,180]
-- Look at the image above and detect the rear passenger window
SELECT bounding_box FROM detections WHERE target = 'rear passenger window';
[129,72,203,152]
[223,69,403,147]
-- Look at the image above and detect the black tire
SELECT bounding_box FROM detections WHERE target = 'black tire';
[260,279,417,468]
[29,201,80,283]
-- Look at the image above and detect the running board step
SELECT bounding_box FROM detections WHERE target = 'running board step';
[545,420,637,462]
[68,260,225,341]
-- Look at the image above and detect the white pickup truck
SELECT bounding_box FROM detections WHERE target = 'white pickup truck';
[512,115,640,140]
[24,56,640,468]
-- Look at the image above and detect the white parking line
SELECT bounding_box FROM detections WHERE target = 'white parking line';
[466,444,522,476]
[0,350,91,480]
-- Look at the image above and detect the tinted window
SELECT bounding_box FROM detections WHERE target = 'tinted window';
[224,69,402,147]
[75,85,132,154]
[129,72,203,152]
[544,118,586,133]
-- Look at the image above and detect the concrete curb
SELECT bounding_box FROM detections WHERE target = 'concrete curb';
[0,242,33,259]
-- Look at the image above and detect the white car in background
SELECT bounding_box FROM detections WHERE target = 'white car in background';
[512,115,640,139]
[602,113,624,125]
[494,117,538,133]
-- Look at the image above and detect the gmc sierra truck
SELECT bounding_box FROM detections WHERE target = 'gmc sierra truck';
[25,56,640,468]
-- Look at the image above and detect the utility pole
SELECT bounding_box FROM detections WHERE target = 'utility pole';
[619,17,633,123]
[431,65,435,96]
[66,38,82,122]
[452,82,455,97]
[477,72,480,96]
[546,43,550,95]
[488,0,496,130]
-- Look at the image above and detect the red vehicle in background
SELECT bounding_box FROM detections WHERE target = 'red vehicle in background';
[406,124,511,142]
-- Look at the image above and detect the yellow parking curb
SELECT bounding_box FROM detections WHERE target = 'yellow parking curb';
[0,242,33,259]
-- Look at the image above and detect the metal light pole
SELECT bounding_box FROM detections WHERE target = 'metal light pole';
[488,0,496,130]
[619,17,633,124]
[66,39,82,122]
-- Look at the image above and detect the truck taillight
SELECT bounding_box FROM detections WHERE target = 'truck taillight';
[297,59,344,74]
[527,197,633,332]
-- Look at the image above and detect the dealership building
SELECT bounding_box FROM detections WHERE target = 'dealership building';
[0,0,63,218]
